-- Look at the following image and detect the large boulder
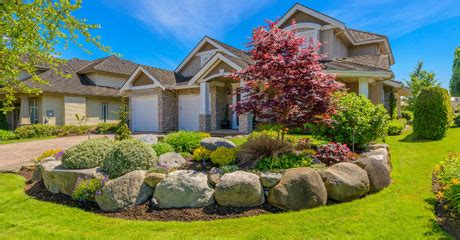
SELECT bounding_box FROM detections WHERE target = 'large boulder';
[268,168,327,210]
[200,137,236,151]
[208,167,223,186]
[153,170,214,208]
[260,172,282,188]
[354,158,391,193]
[95,170,153,212]
[157,152,186,170]
[320,163,369,202]
[39,160,104,195]
[134,134,158,145]
[215,171,264,207]
[361,147,391,170]
[144,172,166,188]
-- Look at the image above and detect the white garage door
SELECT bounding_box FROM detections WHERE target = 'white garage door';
[179,94,200,131]
[132,95,158,132]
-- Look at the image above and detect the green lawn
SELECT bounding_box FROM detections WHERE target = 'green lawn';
[0,136,57,145]
[0,128,457,239]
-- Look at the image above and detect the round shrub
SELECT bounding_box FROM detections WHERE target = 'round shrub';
[152,142,175,156]
[401,110,413,122]
[413,87,453,140]
[192,146,211,161]
[310,93,389,149]
[315,142,353,166]
[454,115,460,127]
[103,140,158,178]
[164,131,202,153]
[71,177,107,202]
[14,124,58,138]
[0,130,17,141]
[387,119,407,136]
[210,147,237,166]
[62,138,113,169]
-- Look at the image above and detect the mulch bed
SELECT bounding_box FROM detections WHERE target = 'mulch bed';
[18,168,283,222]
[432,174,460,238]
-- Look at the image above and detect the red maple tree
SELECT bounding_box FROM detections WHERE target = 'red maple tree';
[232,21,344,133]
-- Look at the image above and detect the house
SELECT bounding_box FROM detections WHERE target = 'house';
[6,3,409,133]
[120,3,409,133]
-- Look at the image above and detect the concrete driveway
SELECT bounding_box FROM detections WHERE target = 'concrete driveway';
[0,135,113,172]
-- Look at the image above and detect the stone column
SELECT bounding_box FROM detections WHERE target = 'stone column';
[369,81,384,105]
[238,114,253,133]
[358,77,369,98]
[19,96,30,125]
[199,82,211,131]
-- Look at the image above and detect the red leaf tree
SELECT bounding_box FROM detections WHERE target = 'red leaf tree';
[232,21,344,136]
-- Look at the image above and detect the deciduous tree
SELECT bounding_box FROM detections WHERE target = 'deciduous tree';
[450,47,460,97]
[404,61,439,111]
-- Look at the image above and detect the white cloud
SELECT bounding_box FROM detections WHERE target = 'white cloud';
[325,0,460,38]
[114,0,271,42]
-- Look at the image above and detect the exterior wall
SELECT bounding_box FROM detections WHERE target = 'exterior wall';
[320,29,334,59]
[203,61,234,78]
[210,86,227,130]
[180,43,218,78]
[349,43,379,56]
[64,96,86,125]
[345,82,359,95]
[132,73,154,87]
[41,94,64,126]
[334,36,349,59]
[369,81,384,105]
[279,11,328,28]
[158,90,177,132]
[86,97,120,125]
[86,72,128,89]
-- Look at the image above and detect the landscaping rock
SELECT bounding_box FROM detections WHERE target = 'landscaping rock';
[208,167,223,186]
[39,160,104,195]
[32,157,57,182]
[369,144,389,151]
[95,170,152,212]
[200,137,236,151]
[355,158,391,193]
[215,171,264,207]
[320,163,369,202]
[144,172,166,188]
[268,168,327,210]
[260,172,282,188]
[134,134,158,145]
[157,152,186,170]
[360,148,391,171]
[153,170,214,208]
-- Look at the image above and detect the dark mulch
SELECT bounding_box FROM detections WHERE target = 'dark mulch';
[18,168,283,222]
[432,174,460,239]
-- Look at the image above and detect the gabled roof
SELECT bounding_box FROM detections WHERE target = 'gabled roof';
[77,55,138,76]
[338,54,390,70]
[276,3,346,29]
[140,65,185,86]
[347,29,386,43]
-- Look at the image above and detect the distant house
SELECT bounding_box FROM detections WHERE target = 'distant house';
[452,97,460,112]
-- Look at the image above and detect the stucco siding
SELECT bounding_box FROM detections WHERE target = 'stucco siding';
[320,29,334,59]
[41,95,64,126]
[64,96,86,125]
[86,72,128,89]
[180,43,218,78]
[86,97,120,125]
[203,61,235,79]
[334,36,349,59]
[132,73,154,87]
[350,43,379,56]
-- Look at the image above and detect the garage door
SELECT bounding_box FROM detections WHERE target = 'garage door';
[132,95,158,132]
[179,94,200,131]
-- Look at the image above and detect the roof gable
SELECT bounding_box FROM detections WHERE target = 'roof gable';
[276,3,345,29]
[121,66,166,91]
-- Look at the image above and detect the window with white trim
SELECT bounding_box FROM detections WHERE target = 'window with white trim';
[28,98,38,124]
[101,103,108,123]
[296,30,319,49]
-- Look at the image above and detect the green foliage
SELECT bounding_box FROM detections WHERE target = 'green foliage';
[0,102,8,130]
[249,130,296,143]
[450,47,460,97]
[388,92,397,119]
[62,138,113,169]
[443,181,460,215]
[114,99,131,141]
[103,140,158,178]
[210,147,237,166]
[387,119,407,136]
[197,132,211,139]
[14,124,58,139]
[237,134,294,167]
[164,131,203,153]
[401,110,414,122]
[435,153,460,186]
[220,165,239,173]
[454,115,460,127]
[57,125,93,137]
[152,142,175,156]
[192,146,211,161]
[0,130,17,141]
[95,123,118,134]
[35,148,62,163]
[315,143,353,166]
[404,61,440,111]
[255,152,313,171]
[0,1,111,112]
[71,177,107,202]
[413,87,453,140]
[310,93,389,149]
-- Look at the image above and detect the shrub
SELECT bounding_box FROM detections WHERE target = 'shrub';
[0,108,7,130]
[436,153,460,185]
[164,131,202,153]
[221,165,239,173]
[256,152,313,171]
[295,138,313,151]
[192,146,211,161]
[35,148,62,163]
[152,142,175,156]
[315,143,353,166]
[237,134,294,167]
[248,130,296,143]
[413,87,453,140]
[14,124,57,139]
[57,125,93,137]
[0,130,17,141]
[210,147,237,166]
[401,110,414,122]
[310,93,389,149]
[61,138,113,169]
[388,92,397,119]
[95,123,118,134]
[387,119,407,136]
[103,140,158,178]
[198,132,211,139]
[71,177,107,202]
[443,180,460,215]
[434,153,460,215]
[454,115,460,127]
[114,122,131,141]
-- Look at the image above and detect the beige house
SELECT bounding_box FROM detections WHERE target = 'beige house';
[120,3,409,133]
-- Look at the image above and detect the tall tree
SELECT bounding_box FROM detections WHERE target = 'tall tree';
[450,47,460,97]
[404,61,440,111]
[0,0,111,112]
[232,21,343,137]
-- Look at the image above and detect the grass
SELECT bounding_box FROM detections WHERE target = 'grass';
[0,128,457,239]
[0,136,57,145]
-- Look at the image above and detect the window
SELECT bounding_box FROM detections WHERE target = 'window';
[296,30,319,49]
[200,53,212,67]
[101,103,108,123]
[28,98,38,124]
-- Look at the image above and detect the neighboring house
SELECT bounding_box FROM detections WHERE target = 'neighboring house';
[120,3,409,133]
[452,97,460,113]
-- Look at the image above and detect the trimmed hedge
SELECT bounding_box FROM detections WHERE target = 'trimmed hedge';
[14,124,58,139]
[62,138,113,169]
[413,87,453,140]
[387,119,407,136]
[103,140,158,178]
[0,130,17,141]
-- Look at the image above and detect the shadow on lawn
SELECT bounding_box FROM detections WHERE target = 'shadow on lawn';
[398,133,443,143]
[423,198,454,239]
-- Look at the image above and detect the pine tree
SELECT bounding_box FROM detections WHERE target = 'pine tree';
[450,47,460,97]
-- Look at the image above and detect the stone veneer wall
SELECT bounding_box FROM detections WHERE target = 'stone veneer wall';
[210,86,227,130]
[238,114,253,133]
[199,114,212,131]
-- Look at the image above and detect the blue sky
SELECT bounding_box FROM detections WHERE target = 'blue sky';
[62,0,460,89]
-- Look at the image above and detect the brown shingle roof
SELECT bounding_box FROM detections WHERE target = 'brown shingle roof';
[347,29,386,43]
[323,58,391,72]
[77,55,138,76]
[140,65,184,86]
[338,54,390,70]
[207,36,254,64]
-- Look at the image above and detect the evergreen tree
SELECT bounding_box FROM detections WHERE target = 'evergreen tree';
[404,61,440,111]
[450,47,460,97]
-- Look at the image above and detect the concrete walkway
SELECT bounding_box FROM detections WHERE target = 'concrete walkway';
[0,135,113,172]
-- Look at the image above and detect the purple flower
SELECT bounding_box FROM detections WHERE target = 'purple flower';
[54,151,64,160]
